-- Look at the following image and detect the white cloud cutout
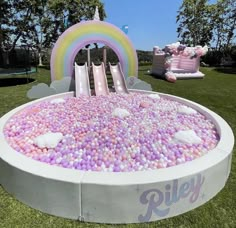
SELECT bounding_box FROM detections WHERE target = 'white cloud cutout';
[50,77,75,94]
[132,81,152,91]
[126,76,140,88]
[148,94,160,99]
[112,108,130,118]
[174,130,202,144]
[126,76,152,91]
[178,106,197,115]
[34,132,63,149]
[50,98,65,104]
[27,83,56,99]
[27,77,75,99]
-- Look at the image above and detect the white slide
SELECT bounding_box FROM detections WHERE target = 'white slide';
[92,62,109,96]
[75,62,91,97]
[109,62,129,94]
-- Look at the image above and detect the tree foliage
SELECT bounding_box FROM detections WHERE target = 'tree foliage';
[0,0,106,53]
[211,0,236,51]
[177,0,236,66]
[0,0,33,51]
[0,0,11,48]
[176,0,213,46]
[176,0,236,50]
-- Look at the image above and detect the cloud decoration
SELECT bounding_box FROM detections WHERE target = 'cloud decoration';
[132,81,152,91]
[27,83,56,99]
[126,76,152,91]
[178,106,197,115]
[34,132,63,149]
[50,77,75,94]
[50,98,65,104]
[27,77,75,99]
[27,76,151,99]
[148,94,160,99]
[112,108,130,118]
[174,130,202,144]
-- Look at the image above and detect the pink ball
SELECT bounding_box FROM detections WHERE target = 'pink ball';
[139,102,150,108]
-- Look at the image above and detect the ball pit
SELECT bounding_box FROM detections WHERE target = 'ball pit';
[0,90,234,223]
[4,93,219,172]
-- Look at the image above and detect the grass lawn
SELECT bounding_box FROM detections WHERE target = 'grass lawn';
[0,66,235,227]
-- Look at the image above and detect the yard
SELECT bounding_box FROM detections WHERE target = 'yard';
[0,66,235,227]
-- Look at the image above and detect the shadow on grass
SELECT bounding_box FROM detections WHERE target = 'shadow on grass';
[0,78,35,87]
[215,67,236,74]
[147,73,167,81]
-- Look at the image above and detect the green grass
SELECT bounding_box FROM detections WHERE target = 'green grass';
[0,66,235,227]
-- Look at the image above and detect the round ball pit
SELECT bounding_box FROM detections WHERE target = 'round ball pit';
[0,90,234,224]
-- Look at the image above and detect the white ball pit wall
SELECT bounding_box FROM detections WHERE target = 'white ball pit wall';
[0,91,234,224]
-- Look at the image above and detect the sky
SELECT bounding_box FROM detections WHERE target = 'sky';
[101,0,183,51]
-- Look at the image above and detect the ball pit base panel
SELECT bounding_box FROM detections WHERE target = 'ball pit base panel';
[0,91,234,224]
[81,152,232,223]
[0,157,83,220]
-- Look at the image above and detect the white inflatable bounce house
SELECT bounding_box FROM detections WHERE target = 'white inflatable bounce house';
[151,42,208,82]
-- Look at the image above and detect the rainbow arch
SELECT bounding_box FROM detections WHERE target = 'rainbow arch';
[50,21,138,81]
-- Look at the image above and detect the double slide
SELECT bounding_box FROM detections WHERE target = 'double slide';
[74,62,129,96]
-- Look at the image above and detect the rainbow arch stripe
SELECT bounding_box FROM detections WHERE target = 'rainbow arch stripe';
[50,21,138,81]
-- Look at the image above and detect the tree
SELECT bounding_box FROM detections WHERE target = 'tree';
[211,1,226,51]
[0,1,34,51]
[212,0,236,51]
[176,0,214,46]
[47,0,106,56]
[0,0,10,65]
[0,0,106,66]
[0,0,11,48]
[0,0,36,65]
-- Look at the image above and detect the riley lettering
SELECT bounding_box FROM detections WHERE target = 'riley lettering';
[138,173,205,222]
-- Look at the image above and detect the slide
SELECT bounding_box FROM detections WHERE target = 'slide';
[109,62,129,94]
[75,62,91,97]
[92,62,109,96]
